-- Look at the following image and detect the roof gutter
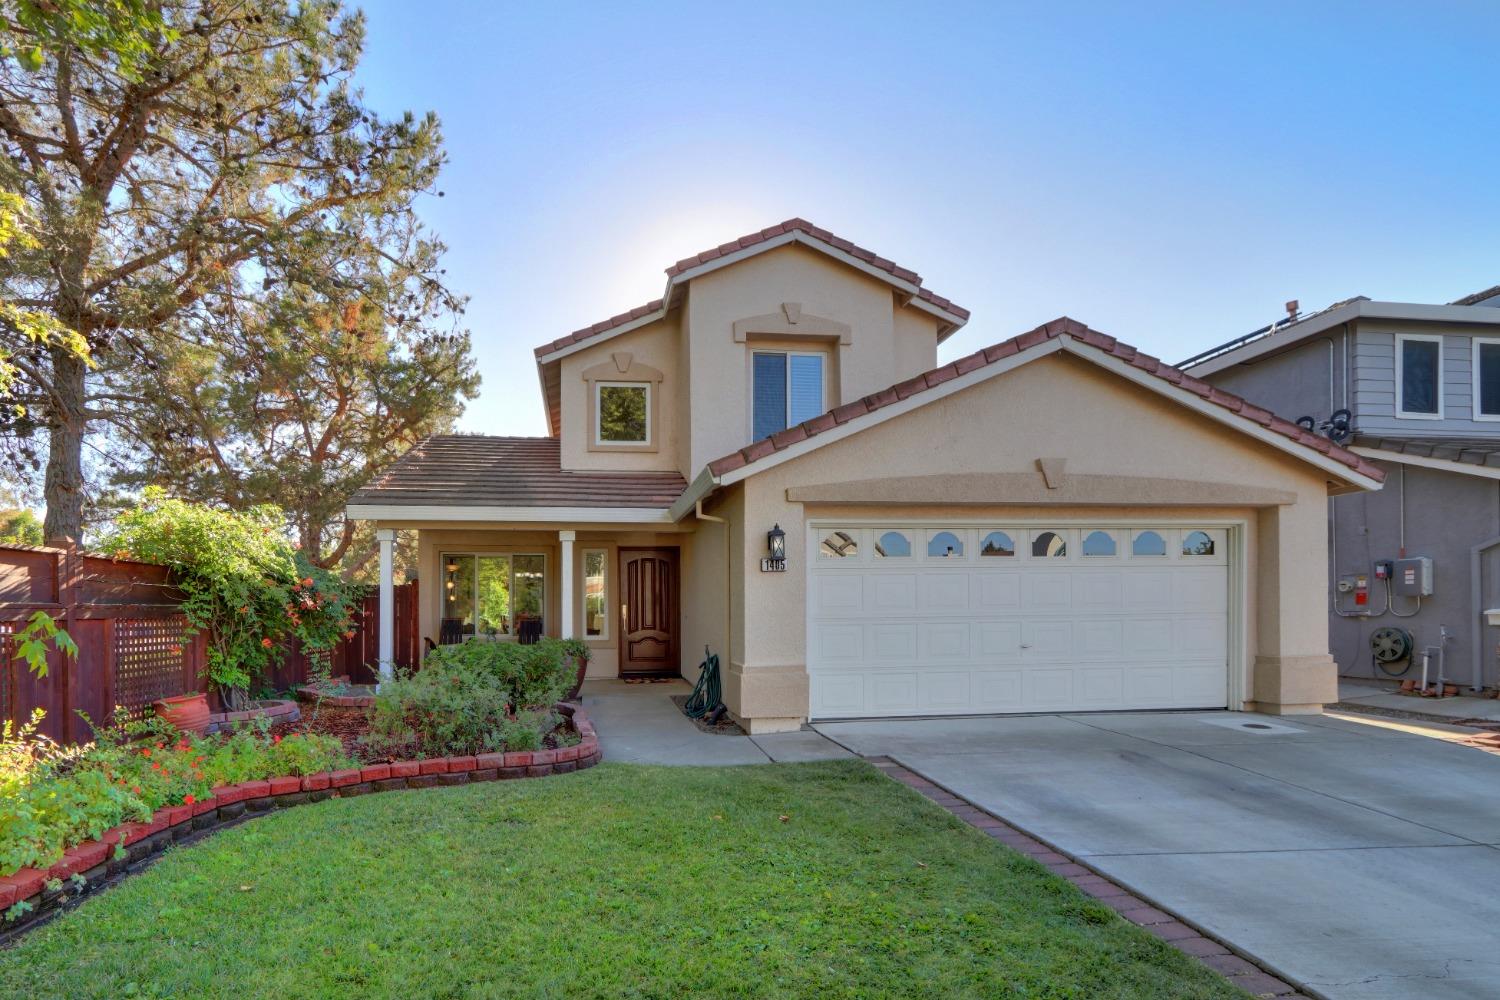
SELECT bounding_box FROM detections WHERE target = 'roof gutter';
[669,466,719,522]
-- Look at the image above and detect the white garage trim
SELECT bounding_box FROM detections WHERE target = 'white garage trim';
[805,517,1248,718]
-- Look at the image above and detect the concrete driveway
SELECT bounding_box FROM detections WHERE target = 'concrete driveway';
[814,711,1500,1000]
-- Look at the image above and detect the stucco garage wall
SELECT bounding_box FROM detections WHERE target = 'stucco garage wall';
[721,353,1342,729]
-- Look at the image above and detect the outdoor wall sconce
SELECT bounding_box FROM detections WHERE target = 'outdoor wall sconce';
[761,524,787,573]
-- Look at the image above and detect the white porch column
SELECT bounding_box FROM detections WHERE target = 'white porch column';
[559,530,576,639]
[377,528,396,685]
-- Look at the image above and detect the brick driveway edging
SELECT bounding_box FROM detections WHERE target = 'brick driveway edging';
[869,756,1317,1000]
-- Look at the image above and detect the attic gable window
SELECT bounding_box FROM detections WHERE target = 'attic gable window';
[1396,334,1442,418]
[753,351,825,441]
[595,382,650,445]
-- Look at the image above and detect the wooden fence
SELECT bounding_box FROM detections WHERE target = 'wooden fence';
[0,544,417,743]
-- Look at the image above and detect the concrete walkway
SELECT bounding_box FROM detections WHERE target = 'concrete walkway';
[815,710,1500,1000]
[1338,676,1500,722]
[578,679,850,765]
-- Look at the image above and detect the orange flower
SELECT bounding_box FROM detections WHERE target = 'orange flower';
[141,748,151,758]
[302,577,313,588]
[131,785,140,794]
[184,794,195,805]
[261,637,273,648]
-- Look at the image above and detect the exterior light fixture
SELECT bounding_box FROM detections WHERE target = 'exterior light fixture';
[767,524,786,560]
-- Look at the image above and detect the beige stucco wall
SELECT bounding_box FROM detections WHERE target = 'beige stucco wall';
[709,352,1344,731]
[557,313,684,474]
[683,243,941,475]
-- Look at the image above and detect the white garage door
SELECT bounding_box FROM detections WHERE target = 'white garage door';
[807,524,1230,719]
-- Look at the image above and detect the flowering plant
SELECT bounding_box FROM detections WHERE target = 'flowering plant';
[98,489,362,710]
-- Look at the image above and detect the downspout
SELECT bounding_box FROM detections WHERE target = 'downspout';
[1470,533,1500,693]
[695,499,732,669]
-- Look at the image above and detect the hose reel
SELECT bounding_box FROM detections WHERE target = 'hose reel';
[1370,626,1414,676]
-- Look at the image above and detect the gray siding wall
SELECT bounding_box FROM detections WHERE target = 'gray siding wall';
[1206,330,1350,425]
[1330,461,1500,689]
[1353,319,1500,437]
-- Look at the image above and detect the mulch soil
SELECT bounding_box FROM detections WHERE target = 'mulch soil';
[269,703,577,763]
[669,694,746,736]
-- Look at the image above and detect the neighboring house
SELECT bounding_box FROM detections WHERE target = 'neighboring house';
[348,219,1381,732]
[1181,287,1500,693]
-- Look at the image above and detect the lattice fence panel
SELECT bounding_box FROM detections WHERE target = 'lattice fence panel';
[114,616,191,719]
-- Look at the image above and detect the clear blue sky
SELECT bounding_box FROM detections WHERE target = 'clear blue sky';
[354,0,1498,437]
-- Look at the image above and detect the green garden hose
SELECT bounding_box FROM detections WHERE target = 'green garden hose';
[683,649,723,720]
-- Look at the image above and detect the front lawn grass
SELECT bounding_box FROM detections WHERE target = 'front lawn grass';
[0,761,1245,999]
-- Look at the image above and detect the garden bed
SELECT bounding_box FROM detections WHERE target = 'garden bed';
[0,705,600,942]
[206,698,301,732]
[274,700,584,762]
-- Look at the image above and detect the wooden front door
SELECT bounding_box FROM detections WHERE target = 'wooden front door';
[618,548,679,677]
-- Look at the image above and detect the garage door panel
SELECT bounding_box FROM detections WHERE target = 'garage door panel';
[919,621,971,659]
[815,623,863,663]
[1024,572,1072,610]
[869,622,917,660]
[866,575,917,614]
[813,574,864,617]
[809,523,1231,719]
[1074,572,1124,610]
[976,572,1021,610]
[919,572,971,612]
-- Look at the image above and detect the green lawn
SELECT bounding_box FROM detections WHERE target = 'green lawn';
[0,761,1244,999]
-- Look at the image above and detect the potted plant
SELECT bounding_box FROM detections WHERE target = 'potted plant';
[153,691,211,735]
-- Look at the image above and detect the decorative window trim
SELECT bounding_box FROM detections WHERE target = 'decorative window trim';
[582,353,663,453]
[581,548,608,640]
[733,301,852,345]
[1473,337,1500,421]
[1394,333,1444,420]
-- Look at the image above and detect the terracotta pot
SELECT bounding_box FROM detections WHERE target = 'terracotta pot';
[563,654,590,703]
[153,691,211,735]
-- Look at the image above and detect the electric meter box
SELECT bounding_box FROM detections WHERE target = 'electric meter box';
[1393,556,1433,597]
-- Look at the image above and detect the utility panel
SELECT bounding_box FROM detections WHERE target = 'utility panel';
[1393,556,1433,597]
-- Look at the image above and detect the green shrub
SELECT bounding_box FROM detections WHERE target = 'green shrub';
[364,655,567,759]
[422,637,587,710]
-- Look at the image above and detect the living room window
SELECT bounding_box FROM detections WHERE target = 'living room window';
[440,553,546,639]
[1475,338,1500,420]
[752,351,825,440]
[1396,334,1443,418]
[595,382,650,444]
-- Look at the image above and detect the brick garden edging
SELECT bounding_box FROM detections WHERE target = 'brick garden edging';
[0,704,600,944]
[868,757,1316,1000]
[294,675,375,708]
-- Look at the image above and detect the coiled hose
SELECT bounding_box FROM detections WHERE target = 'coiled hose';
[683,649,723,720]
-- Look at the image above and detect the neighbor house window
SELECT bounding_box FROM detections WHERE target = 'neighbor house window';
[595,382,650,444]
[440,553,546,638]
[1475,338,1500,420]
[752,351,825,440]
[820,531,858,558]
[583,549,607,638]
[1396,334,1442,418]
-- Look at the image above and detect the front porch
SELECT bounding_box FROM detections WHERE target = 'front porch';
[371,520,717,683]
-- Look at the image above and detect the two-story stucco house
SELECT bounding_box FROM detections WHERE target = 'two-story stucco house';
[1182,288,1500,694]
[348,219,1382,733]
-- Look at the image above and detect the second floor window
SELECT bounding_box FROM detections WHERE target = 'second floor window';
[753,351,825,440]
[1476,339,1500,420]
[596,382,650,444]
[1397,335,1442,418]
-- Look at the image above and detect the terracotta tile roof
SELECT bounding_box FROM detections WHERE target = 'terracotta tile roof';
[533,218,969,360]
[706,317,1386,484]
[348,436,687,509]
